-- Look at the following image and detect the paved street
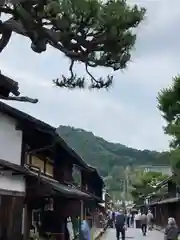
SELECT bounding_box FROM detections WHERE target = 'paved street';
[102,228,164,240]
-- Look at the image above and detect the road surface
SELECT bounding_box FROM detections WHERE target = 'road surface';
[102,228,164,240]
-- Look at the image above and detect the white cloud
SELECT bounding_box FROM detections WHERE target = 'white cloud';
[0,0,178,151]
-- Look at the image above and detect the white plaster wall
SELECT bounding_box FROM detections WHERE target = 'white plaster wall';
[144,166,172,175]
[0,113,22,165]
[0,173,25,192]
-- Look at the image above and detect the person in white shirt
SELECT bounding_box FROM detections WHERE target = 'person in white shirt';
[147,210,154,230]
[135,211,141,220]
[134,210,141,228]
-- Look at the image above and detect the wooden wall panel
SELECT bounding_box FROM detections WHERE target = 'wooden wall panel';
[46,163,53,177]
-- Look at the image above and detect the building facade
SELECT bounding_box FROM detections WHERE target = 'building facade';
[0,101,105,240]
[141,165,172,175]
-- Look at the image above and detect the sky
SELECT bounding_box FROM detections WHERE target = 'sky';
[0,0,180,151]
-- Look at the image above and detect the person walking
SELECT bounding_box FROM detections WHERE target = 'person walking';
[64,219,70,240]
[147,210,154,231]
[107,210,112,228]
[134,210,141,228]
[127,211,130,228]
[113,210,116,226]
[131,212,135,227]
[164,217,178,240]
[109,209,115,228]
[115,209,126,240]
[140,212,147,236]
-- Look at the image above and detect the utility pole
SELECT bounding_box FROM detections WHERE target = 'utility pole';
[120,178,125,200]
[124,166,128,201]
[120,168,129,206]
[126,166,130,200]
[123,178,126,200]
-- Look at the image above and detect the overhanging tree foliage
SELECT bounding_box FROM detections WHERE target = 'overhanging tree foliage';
[158,75,180,180]
[158,76,180,148]
[0,0,145,89]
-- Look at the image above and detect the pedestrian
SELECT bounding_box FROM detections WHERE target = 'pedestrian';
[112,209,116,226]
[127,211,130,228]
[147,210,154,231]
[107,210,111,228]
[130,212,134,227]
[64,219,70,240]
[115,209,126,240]
[140,211,147,236]
[134,210,141,228]
[71,216,79,237]
[80,219,91,240]
[164,217,178,240]
[109,209,114,228]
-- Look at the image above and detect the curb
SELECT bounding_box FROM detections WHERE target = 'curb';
[94,224,109,240]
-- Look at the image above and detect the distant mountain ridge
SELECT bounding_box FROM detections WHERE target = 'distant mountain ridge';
[58,126,170,174]
[58,125,170,196]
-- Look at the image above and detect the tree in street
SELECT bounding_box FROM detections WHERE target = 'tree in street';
[0,0,145,89]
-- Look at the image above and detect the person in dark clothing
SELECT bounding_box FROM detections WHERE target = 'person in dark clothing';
[142,223,147,236]
[130,213,134,227]
[127,212,130,228]
[115,210,126,240]
[112,211,115,226]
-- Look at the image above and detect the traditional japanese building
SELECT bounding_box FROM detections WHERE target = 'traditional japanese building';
[0,71,19,98]
[143,175,180,228]
[0,71,37,103]
[0,101,104,240]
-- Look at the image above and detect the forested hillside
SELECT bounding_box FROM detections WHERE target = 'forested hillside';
[58,126,170,197]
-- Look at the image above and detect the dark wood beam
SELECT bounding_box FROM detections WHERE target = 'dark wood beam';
[12,172,24,176]
[28,144,54,154]
[0,189,25,197]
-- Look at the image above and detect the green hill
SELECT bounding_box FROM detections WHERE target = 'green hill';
[58,125,170,198]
